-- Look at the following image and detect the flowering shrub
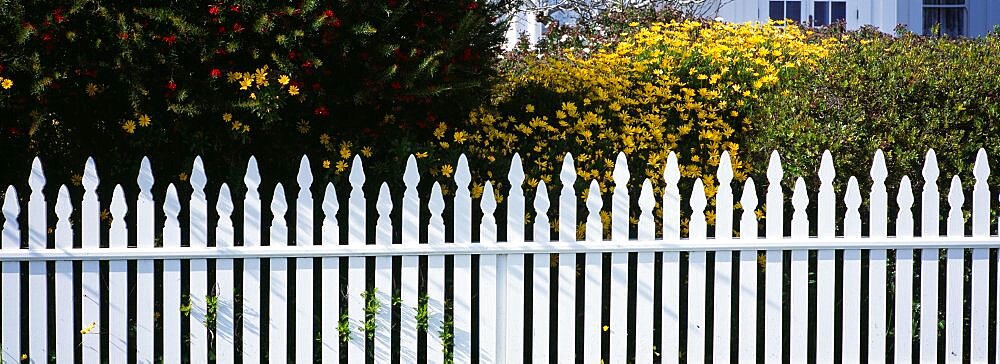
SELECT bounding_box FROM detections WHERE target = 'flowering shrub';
[432,20,832,227]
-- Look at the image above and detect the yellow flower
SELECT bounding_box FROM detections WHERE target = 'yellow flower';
[86,83,98,96]
[122,120,136,134]
[231,121,243,131]
[71,174,82,186]
[453,131,468,144]
[628,22,639,27]
[80,322,96,334]
[1,78,12,89]
[525,104,535,113]
[278,75,290,86]
[254,66,269,86]
[441,164,454,177]
[339,142,352,159]
[415,151,428,159]
[239,77,252,90]
[179,172,188,182]
[249,92,256,100]
[361,146,373,157]
[222,113,232,122]
[319,133,331,145]
[138,114,151,127]
[288,85,300,96]
[21,353,27,361]
[322,160,331,169]
[433,122,447,139]
[335,160,348,173]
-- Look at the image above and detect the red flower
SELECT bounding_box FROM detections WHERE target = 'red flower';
[208,5,220,15]
[467,1,479,10]
[163,34,177,45]
[331,19,342,28]
[118,32,129,40]
[391,81,401,90]
[210,68,221,78]
[41,33,53,42]
[229,4,240,12]
[314,106,329,116]
[217,26,226,34]
[301,60,313,68]
[166,80,177,90]
[53,8,66,23]
[461,48,474,61]
[232,23,244,33]
[323,9,334,17]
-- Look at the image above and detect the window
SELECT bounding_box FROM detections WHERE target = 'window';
[813,1,846,26]
[923,0,965,36]
[769,1,802,22]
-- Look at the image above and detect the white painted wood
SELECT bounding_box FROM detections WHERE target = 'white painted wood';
[269,184,289,364]
[54,186,74,364]
[843,177,862,364]
[688,178,708,364]
[816,151,835,364]
[531,180,551,364]
[713,151,734,364]
[944,176,963,364]
[970,149,989,363]
[215,183,236,364]
[163,184,183,364]
[242,157,263,364]
[505,154,525,363]
[374,183,393,364]
[662,152,681,364]
[400,156,420,363]
[610,153,629,364]
[894,176,915,364]
[764,151,783,364]
[738,177,758,363]
[636,179,656,364]
[80,158,101,363]
[452,154,473,363]
[136,158,155,364]
[295,156,315,364]
[919,149,940,363]
[557,153,577,364]
[584,180,603,364]
[868,151,889,364]
[479,181,500,363]
[189,157,209,363]
[108,185,128,364]
[790,177,809,364]
[2,186,22,363]
[347,156,367,361]
[320,183,341,362]
[427,183,446,364]
[27,158,48,364]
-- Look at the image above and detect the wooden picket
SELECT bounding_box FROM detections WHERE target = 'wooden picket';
[0,148,997,364]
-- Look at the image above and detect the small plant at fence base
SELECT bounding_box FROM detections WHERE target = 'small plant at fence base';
[361,288,381,340]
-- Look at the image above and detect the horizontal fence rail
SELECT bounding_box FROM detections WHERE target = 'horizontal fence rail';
[0,148,998,364]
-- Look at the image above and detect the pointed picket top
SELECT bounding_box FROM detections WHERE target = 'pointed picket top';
[792,177,808,211]
[29,157,45,195]
[429,182,445,218]
[819,150,835,183]
[297,155,313,188]
[111,185,127,219]
[898,176,914,210]
[766,151,783,182]
[922,149,939,181]
[947,175,963,209]
[83,157,99,190]
[846,177,861,210]
[691,178,707,213]
[56,185,72,222]
[322,183,339,221]
[639,179,655,214]
[481,181,497,216]
[191,156,207,192]
[456,154,471,187]
[560,153,577,185]
[870,150,888,183]
[509,153,525,185]
[377,182,393,219]
[244,156,261,190]
[612,152,630,186]
[718,151,734,184]
[404,155,420,187]
[272,183,288,219]
[586,180,602,212]
[534,180,550,216]
[217,183,234,222]
[972,148,989,179]
[428,182,445,245]
[665,151,680,185]
[349,155,366,187]
[164,184,180,221]
[741,177,758,211]
[135,156,151,191]
[3,185,19,226]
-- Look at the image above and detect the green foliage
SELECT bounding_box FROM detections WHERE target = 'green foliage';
[0,0,516,189]
[361,288,381,340]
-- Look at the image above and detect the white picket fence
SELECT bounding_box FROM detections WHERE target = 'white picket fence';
[0,148,998,363]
